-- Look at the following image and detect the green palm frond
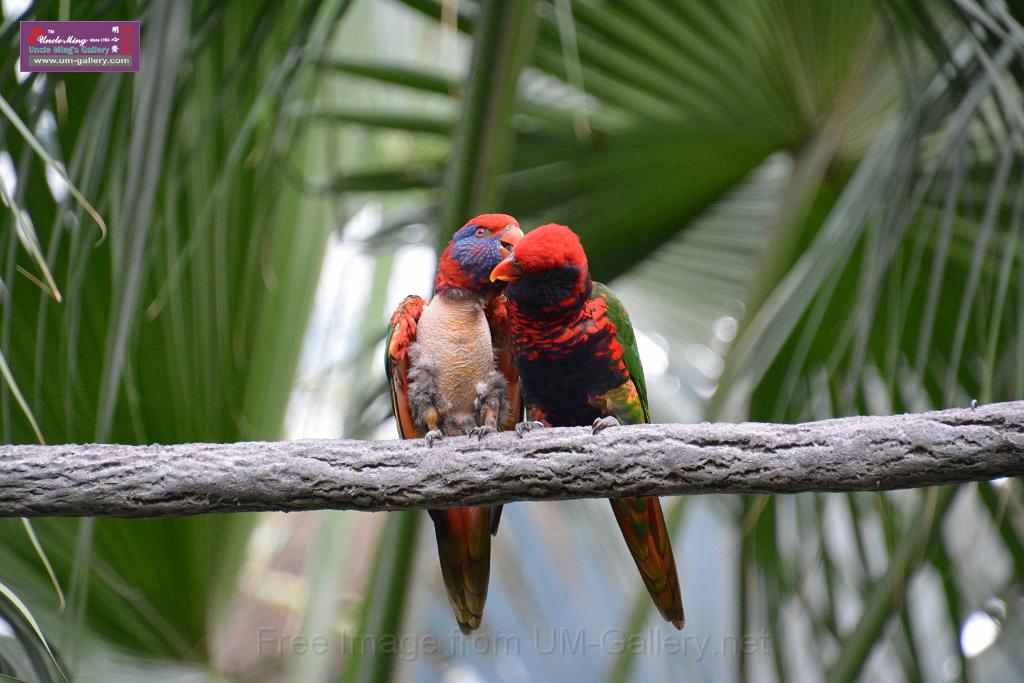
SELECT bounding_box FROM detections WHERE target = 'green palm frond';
[0,0,353,678]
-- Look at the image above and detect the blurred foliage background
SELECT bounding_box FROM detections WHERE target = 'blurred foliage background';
[0,0,1023,681]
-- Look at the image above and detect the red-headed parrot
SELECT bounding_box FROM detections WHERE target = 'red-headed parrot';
[490,223,685,629]
[385,214,524,633]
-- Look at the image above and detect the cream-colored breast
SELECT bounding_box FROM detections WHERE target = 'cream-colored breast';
[415,297,495,415]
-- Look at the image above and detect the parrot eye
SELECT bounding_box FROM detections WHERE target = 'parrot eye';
[474,227,487,237]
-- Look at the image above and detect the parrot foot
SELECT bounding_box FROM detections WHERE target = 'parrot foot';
[515,421,546,438]
[424,429,444,447]
[591,416,620,434]
[468,425,496,440]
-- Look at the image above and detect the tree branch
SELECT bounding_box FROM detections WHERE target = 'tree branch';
[1,402,1022,518]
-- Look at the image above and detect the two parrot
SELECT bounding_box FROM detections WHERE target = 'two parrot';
[385,216,684,633]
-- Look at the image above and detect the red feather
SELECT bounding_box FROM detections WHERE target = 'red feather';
[385,295,426,439]
[510,223,587,274]
[430,507,492,633]
[610,497,685,629]
[486,295,522,430]
[469,213,518,231]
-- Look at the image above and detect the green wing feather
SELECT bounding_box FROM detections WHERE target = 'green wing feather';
[592,282,650,423]
[592,283,684,628]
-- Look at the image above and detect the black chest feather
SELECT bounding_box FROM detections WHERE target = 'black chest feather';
[515,330,626,427]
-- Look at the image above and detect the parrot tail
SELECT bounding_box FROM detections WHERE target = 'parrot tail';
[428,506,493,633]
[610,497,685,629]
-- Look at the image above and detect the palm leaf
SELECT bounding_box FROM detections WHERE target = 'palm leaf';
[0,0,354,679]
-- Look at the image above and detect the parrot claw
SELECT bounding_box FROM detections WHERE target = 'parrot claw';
[425,430,444,447]
[515,421,546,438]
[468,425,495,440]
[591,416,620,434]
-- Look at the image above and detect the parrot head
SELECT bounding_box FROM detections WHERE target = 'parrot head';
[435,213,524,295]
[489,223,591,312]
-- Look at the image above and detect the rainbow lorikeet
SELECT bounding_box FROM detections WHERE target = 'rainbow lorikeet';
[385,214,524,633]
[490,223,685,629]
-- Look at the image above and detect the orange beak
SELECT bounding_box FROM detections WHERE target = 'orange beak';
[490,255,524,282]
[498,225,524,258]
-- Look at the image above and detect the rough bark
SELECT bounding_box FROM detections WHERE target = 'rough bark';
[1,402,1021,518]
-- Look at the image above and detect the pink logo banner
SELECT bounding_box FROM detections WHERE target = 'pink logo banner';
[20,20,139,73]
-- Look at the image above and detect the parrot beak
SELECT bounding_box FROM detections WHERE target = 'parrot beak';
[498,225,524,257]
[490,256,523,283]
[500,225,524,247]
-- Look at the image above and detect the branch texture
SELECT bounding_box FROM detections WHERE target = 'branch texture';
[1,402,1022,518]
